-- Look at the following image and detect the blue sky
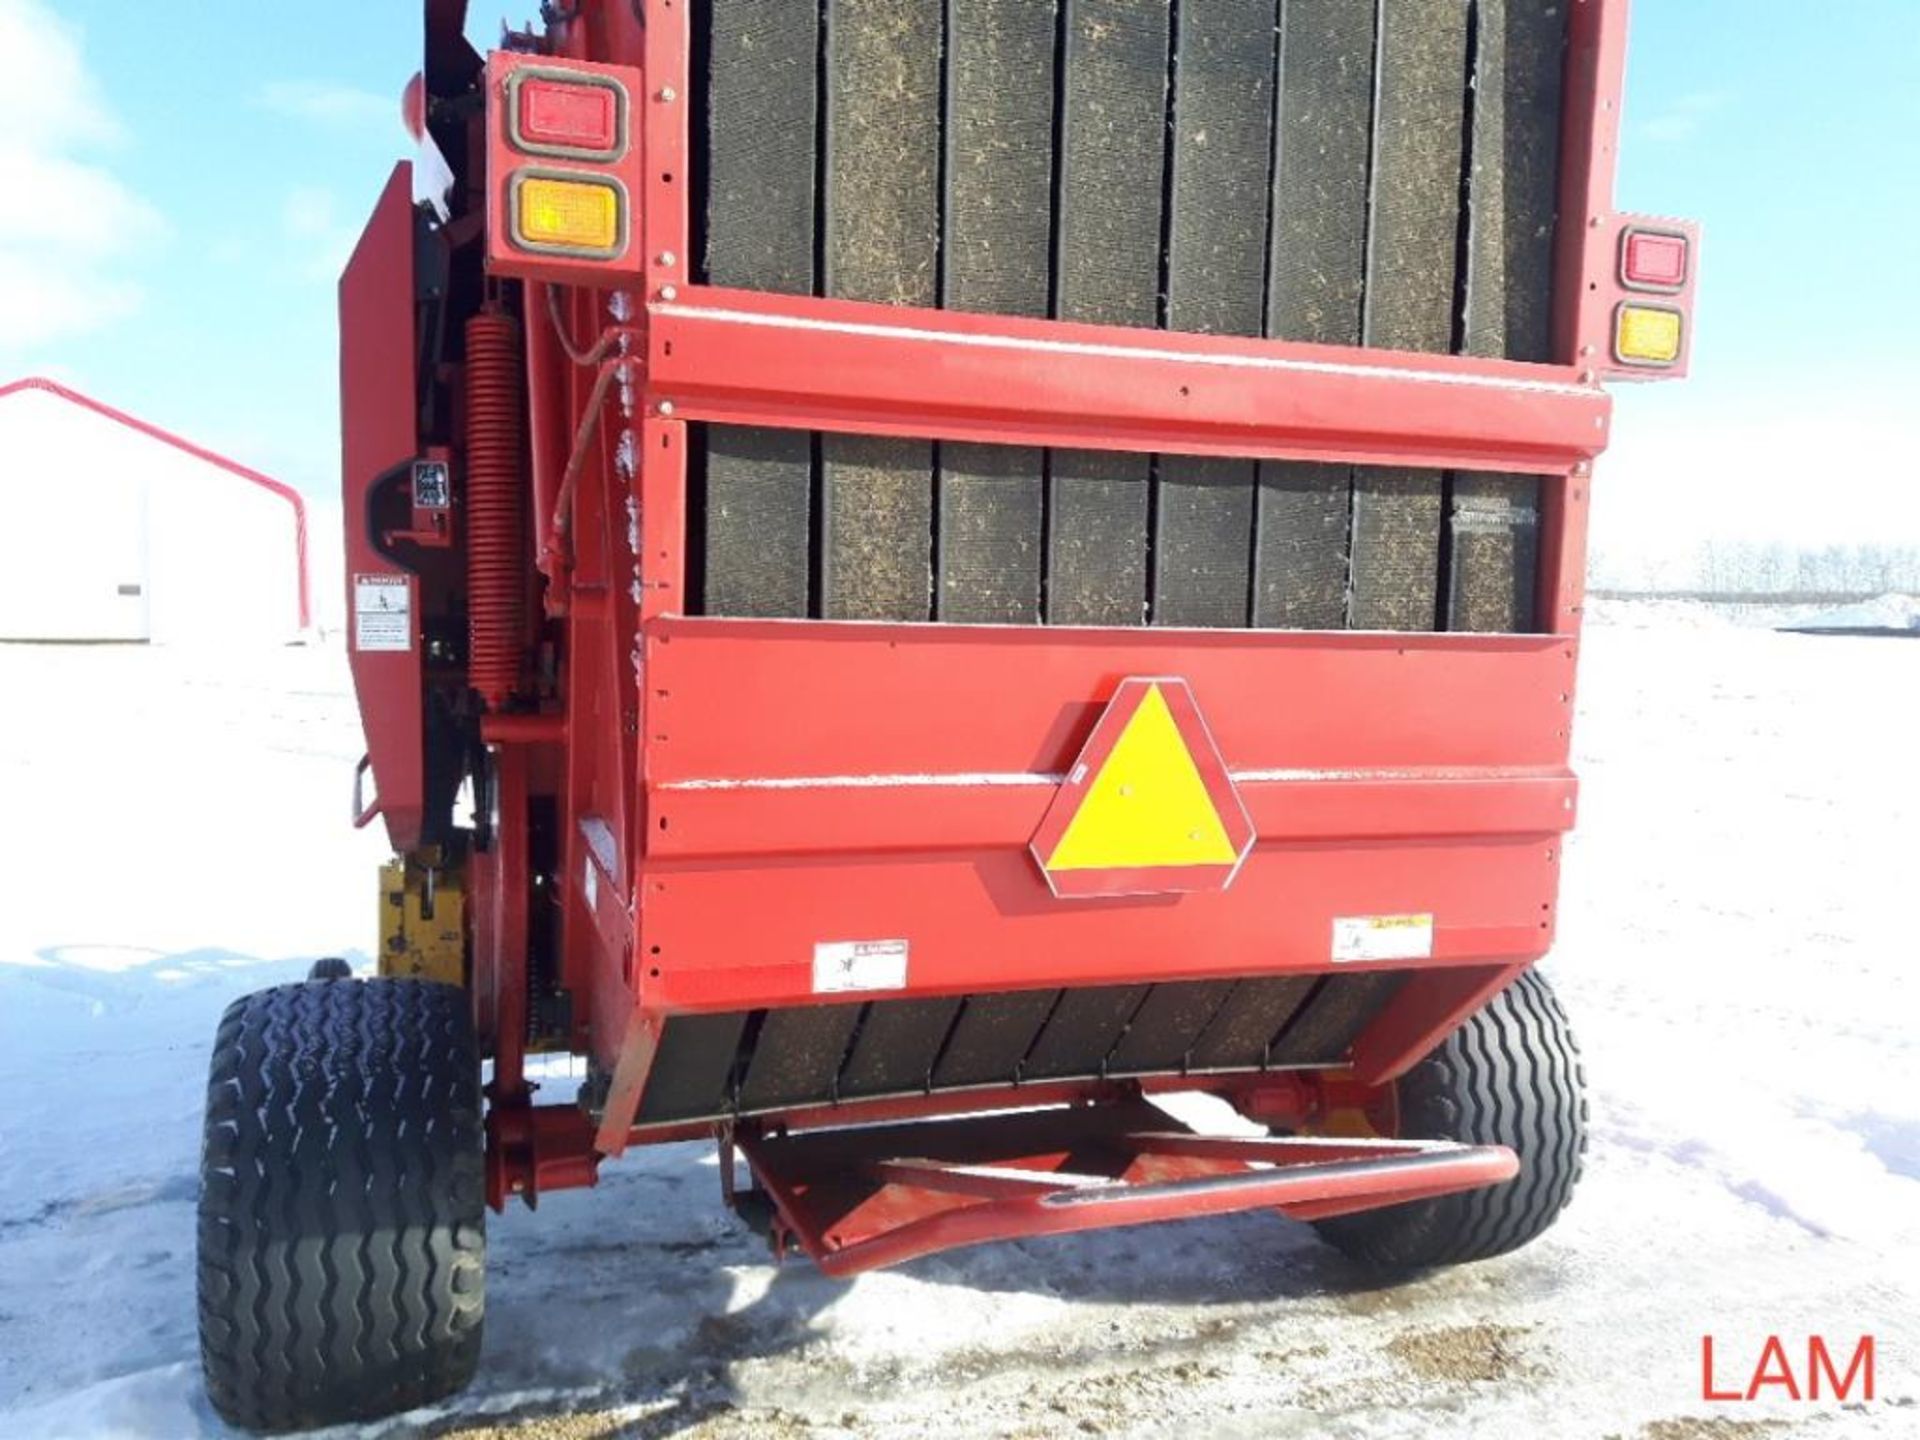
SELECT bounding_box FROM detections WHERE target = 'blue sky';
[3,0,1916,562]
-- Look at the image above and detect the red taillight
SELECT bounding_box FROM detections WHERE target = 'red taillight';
[1621,228,1689,293]
[508,71,625,161]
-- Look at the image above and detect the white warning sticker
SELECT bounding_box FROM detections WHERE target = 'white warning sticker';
[1332,914,1435,963]
[812,939,909,995]
[354,575,412,652]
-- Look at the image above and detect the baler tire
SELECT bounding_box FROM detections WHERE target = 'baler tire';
[1313,968,1588,1271]
[306,956,353,981]
[196,979,485,1432]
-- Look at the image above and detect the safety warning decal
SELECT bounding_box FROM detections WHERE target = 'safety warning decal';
[354,574,412,652]
[1332,914,1435,963]
[412,459,452,509]
[813,939,909,995]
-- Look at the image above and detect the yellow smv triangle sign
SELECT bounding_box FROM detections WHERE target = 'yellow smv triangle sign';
[1047,684,1239,872]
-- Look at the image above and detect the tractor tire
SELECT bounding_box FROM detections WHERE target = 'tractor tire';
[1314,968,1588,1271]
[197,979,485,1431]
[306,956,353,981]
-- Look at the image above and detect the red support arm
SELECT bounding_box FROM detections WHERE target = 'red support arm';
[647,286,1609,475]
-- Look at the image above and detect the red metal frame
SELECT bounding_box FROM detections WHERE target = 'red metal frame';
[333,0,1678,1244]
[1555,0,1700,384]
[648,286,1609,473]
[732,1103,1517,1276]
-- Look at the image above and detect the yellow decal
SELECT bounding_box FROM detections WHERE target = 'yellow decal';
[1047,684,1237,872]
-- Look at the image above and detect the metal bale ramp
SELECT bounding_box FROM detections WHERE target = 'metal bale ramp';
[691,0,1569,632]
[731,1100,1519,1274]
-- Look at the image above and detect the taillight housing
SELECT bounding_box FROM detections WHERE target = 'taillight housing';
[1595,214,1700,380]
[485,53,643,282]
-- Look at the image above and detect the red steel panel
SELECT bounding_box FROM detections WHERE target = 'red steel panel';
[647,285,1608,474]
[1539,0,1658,642]
[649,771,1575,859]
[642,618,1577,781]
[1556,0,1634,371]
[640,840,1558,1013]
[637,8,689,328]
[1538,469,1595,638]
[621,619,1572,1014]
[339,163,426,851]
[1350,962,1531,1086]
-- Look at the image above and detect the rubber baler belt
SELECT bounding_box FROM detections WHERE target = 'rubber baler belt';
[1257,0,1377,629]
[700,1,816,619]
[1447,0,1564,633]
[1047,0,1168,627]
[938,0,1054,624]
[692,0,1566,635]
[631,973,1409,1126]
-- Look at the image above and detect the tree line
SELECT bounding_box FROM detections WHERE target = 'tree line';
[1590,541,1920,601]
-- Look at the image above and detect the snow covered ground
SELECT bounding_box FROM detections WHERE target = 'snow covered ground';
[1,606,1915,1438]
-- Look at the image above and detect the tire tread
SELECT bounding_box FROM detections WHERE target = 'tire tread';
[1315,968,1588,1269]
[196,979,484,1431]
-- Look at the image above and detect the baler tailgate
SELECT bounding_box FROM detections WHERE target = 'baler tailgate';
[735,1104,1518,1276]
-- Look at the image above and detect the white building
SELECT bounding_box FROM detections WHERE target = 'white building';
[0,378,309,645]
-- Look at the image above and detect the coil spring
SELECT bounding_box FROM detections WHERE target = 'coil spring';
[464,309,525,709]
